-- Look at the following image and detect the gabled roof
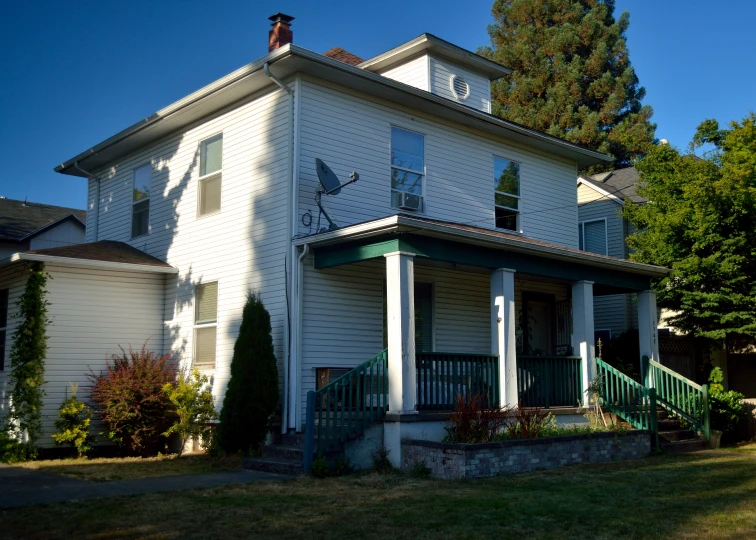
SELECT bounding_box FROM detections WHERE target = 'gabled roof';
[55,43,611,177]
[323,47,364,66]
[0,198,86,242]
[357,34,512,80]
[578,166,647,205]
[1,240,177,274]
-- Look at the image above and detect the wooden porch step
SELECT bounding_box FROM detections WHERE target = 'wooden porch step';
[243,456,303,476]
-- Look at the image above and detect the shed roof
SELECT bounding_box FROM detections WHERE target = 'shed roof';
[23,240,173,268]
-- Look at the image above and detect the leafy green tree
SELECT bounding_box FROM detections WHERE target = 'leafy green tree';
[217,292,279,455]
[3,262,49,459]
[624,113,756,351]
[481,0,656,170]
[52,384,95,457]
[163,369,217,456]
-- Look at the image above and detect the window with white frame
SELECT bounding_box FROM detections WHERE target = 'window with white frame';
[131,164,151,238]
[390,127,425,211]
[194,282,218,369]
[0,289,8,371]
[198,134,223,217]
[579,219,608,255]
[494,157,520,231]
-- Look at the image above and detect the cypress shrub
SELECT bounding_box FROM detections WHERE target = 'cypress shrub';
[217,292,279,454]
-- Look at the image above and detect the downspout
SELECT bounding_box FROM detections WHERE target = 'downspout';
[73,161,99,241]
[263,61,295,433]
[295,242,308,431]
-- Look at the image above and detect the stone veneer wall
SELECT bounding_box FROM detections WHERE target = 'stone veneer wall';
[402,431,652,479]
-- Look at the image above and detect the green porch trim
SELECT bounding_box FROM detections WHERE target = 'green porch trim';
[313,233,652,292]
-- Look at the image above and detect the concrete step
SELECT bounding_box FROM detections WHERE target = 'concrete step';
[659,429,697,443]
[657,419,683,431]
[279,433,306,446]
[660,438,709,454]
[263,445,305,461]
[243,456,303,476]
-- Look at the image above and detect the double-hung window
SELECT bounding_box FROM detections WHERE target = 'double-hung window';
[578,219,608,255]
[198,134,223,217]
[494,157,520,231]
[0,289,8,371]
[194,282,218,370]
[132,164,151,238]
[390,127,425,211]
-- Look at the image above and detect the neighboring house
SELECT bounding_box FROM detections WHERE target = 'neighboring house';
[0,197,86,259]
[576,167,645,343]
[1,14,668,462]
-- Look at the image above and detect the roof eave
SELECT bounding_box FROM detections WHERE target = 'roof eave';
[0,252,178,274]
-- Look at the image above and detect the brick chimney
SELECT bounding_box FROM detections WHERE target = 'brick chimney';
[268,13,294,52]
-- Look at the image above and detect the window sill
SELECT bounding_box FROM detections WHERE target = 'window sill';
[197,210,222,220]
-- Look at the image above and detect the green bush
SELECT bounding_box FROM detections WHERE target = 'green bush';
[0,431,27,464]
[217,292,279,455]
[163,369,217,456]
[708,367,745,437]
[51,384,95,457]
[88,344,177,456]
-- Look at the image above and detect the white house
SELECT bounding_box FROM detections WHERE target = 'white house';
[1,14,668,464]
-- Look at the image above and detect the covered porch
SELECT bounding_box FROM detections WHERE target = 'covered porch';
[294,215,666,464]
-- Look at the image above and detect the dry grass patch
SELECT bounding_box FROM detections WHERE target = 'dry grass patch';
[3,452,756,539]
[19,453,241,482]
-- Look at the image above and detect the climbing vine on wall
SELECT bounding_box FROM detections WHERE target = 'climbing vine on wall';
[3,262,50,459]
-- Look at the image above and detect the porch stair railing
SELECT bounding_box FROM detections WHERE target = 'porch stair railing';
[303,349,388,472]
[596,358,658,439]
[416,352,500,410]
[643,355,710,440]
[517,355,583,408]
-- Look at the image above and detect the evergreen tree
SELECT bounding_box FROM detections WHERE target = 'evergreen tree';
[3,262,49,458]
[624,113,756,351]
[481,0,656,170]
[217,292,279,454]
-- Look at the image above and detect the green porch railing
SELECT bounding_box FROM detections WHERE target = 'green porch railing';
[643,356,710,440]
[303,350,388,472]
[517,355,583,408]
[596,358,658,441]
[416,352,500,410]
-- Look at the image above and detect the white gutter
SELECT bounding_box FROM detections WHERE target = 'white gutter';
[3,252,179,274]
[263,60,295,434]
[73,161,100,241]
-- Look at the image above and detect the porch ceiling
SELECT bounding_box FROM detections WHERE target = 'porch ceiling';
[296,215,668,294]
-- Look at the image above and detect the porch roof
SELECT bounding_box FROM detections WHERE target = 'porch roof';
[294,215,668,294]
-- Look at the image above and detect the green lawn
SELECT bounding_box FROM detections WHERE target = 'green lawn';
[19,453,241,482]
[4,452,756,539]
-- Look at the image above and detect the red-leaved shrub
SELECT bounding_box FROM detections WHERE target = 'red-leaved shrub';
[88,344,177,455]
[444,393,510,443]
[506,402,549,439]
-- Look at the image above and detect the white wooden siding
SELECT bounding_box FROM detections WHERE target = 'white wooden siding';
[379,55,429,92]
[429,56,491,113]
[297,78,579,249]
[85,84,293,406]
[29,220,85,251]
[0,264,27,421]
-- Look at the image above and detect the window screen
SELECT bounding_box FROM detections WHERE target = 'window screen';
[194,326,217,369]
[199,134,222,216]
[132,164,151,238]
[195,282,218,324]
[414,283,433,353]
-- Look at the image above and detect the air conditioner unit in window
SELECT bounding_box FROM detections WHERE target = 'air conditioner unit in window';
[398,192,422,211]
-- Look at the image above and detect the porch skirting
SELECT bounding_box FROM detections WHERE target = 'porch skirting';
[401,431,652,479]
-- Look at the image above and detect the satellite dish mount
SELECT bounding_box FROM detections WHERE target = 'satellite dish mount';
[314,158,359,232]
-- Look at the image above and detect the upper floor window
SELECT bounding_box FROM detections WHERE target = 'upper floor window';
[194,281,218,370]
[198,134,222,217]
[579,219,608,255]
[0,288,8,371]
[494,157,520,231]
[390,127,424,211]
[132,164,151,238]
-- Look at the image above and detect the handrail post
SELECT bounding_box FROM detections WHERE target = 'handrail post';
[649,387,659,450]
[641,355,650,388]
[702,384,711,441]
[303,390,316,473]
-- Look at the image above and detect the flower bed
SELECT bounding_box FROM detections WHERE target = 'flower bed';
[402,430,652,479]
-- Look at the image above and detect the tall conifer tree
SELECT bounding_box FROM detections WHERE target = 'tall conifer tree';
[481,0,656,170]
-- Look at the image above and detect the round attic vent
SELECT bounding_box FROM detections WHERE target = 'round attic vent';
[450,75,470,101]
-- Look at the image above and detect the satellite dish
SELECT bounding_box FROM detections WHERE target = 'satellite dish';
[316,158,343,195]
[313,158,359,232]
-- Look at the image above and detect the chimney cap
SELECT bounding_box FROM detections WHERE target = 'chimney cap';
[269,13,294,26]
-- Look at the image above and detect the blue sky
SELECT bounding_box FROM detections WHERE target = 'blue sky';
[1,0,754,210]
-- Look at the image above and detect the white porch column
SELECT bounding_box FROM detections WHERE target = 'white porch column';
[572,280,595,407]
[637,290,660,387]
[491,268,517,408]
[384,251,417,414]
